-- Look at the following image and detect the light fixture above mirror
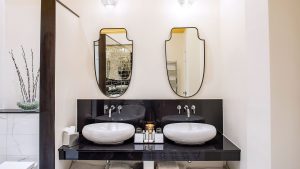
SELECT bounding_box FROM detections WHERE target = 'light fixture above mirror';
[178,0,197,6]
[101,0,119,7]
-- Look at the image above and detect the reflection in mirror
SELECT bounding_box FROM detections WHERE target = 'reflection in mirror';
[165,27,205,97]
[94,28,133,98]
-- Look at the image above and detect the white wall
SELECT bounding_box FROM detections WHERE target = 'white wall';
[0,0,5,108]
[244,0,271,169]
[1,0,40,109]
[269,0,300,169]
[220,0,271,169]
[220,0,247,168]
[55,2,100,169]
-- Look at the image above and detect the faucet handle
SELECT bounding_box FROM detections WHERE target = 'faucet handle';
[110,105,116,110]
[191,105,196,114]
[184,105,189,110]
[177,105,182,114]
[104,105,109,114]
[117,105,122,114]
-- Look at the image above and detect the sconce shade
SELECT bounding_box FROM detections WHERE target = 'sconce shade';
[101,0,119,7]
[178,0,197,6]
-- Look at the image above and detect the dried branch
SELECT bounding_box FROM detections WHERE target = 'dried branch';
[21,46,31,102]
[9,50,27,102]
[33,68,40,101]
[31,49,35,102]
[9,47,40,103]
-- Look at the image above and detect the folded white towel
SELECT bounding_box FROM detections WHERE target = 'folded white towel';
[109,163,132,169]
[70,161,103,169]
[157,162,180,169]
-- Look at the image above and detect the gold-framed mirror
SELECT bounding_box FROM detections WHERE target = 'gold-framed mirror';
[165,27,205,97]
[94,28,133,98]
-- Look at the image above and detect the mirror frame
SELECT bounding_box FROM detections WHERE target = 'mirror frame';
[165,27,206,98]
[93,28,133,98]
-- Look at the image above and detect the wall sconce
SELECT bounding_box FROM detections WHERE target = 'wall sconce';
[101,0,119,7]
[178,0,197,6]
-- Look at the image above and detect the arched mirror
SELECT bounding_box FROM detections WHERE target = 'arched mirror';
[165,27,205,98]
[94,28,133,98]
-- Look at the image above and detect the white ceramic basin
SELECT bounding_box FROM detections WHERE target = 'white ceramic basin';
[82,123,135,144]
[163,123,217,145]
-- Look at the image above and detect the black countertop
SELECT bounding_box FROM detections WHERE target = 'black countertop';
[58,134,240,161]
[0,109,39,114]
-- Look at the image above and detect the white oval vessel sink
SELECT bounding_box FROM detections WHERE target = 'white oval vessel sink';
[82,123,135,144]
[163,123,217,145]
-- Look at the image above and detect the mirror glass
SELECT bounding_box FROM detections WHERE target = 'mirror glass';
[165,27,205,97]
[94,28,133,98]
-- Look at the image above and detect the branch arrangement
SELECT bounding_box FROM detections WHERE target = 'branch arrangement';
[9,46,40,103]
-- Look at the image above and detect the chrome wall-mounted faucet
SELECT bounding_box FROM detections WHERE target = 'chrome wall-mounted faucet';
[108,105,115,118]
[184,105,190,118]
[103,104,122,117]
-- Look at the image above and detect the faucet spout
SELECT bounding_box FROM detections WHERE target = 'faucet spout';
[108,109,112,118]
[109,105,115,118]
[184,105,190,118]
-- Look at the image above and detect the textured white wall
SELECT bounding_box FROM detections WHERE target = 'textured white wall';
[55,2,100,169]
[220,0,247,168]
[1,0,40,109]
[220,0,271,169]
[0,0,5,109]
[245,0,271,169]
[269,0,300,169]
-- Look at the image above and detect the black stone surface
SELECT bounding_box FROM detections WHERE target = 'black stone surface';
[58,134,240,161]
[77,99,223,136]
[0,109,39,114]
[59,99,240,161]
